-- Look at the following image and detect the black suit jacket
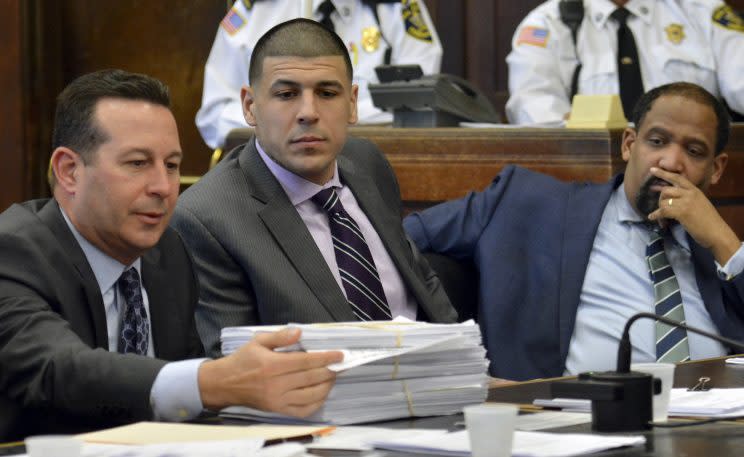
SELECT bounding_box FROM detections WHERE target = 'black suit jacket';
[171,137,457,356]
[0,199,203,441]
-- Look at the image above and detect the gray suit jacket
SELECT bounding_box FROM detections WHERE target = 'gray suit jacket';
[0,200,203,441]
[172,137,457,356]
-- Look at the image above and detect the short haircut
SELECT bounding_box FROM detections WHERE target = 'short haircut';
[630,82,730,155]
[249,18,353,86]
[52,69,171,165]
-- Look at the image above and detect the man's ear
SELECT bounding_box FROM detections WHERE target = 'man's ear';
[710,152,728,186]
[348,84,359,125]
[50,147,82,196]
[620,127,637,162]
[241,86,257,126]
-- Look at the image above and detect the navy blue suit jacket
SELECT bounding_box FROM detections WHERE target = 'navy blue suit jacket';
[404,166,744,381]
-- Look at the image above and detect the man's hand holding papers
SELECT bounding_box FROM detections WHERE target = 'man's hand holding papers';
[219,320,489,424]
[199,328,342,418]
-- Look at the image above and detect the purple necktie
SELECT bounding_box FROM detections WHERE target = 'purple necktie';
[313,188,392,321]
[118,267,149,355]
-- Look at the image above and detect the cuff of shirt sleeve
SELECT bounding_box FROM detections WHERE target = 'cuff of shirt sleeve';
[716,242,744,281]
[150,358,209,422]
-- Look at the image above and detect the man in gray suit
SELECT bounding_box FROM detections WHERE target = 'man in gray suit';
[0,69,341,440]
[172,19,456,356]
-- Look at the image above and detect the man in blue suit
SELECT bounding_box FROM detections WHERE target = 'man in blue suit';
[404,82,744,381]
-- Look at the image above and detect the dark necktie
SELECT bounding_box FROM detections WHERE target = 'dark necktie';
[118,267,149,355]
[312,187,392,321]
[646,229,690,363]
[317,0,336,33]
[611,7,644,118]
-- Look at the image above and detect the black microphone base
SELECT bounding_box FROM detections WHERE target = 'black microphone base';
[552,371,656,432]
[590,371,654,432]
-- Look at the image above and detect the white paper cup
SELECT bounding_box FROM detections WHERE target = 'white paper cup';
[632,362,676,422]
[464,403,518,457]
[24,435,82,457]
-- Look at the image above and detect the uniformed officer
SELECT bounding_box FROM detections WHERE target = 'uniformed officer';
[197,0,442,149]
[506,0,744,125]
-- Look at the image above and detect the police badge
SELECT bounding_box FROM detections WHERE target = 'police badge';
[665,23,685,44]
[362,26,381,52]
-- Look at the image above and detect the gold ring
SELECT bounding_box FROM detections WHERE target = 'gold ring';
[668,198,673,207]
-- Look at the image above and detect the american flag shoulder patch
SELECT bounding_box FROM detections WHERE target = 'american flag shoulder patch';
[516,26,549,47]
[221,8,246,36]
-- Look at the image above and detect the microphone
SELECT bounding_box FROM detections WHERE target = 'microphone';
[616,312,744,373]
[552,312,744,432]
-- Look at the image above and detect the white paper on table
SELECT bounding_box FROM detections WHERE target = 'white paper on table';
[370,429,645,457]
[51,439,265,457]
[515,411,592,431]
[307,426,448,451]
[532,398,591,412]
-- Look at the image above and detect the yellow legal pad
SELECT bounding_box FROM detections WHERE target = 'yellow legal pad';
[77,421,335,445]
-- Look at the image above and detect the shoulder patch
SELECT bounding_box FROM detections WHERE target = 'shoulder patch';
[712,4,744,33]
[516,26,549,47]
[221,7,246,36]
[401,0,433,42]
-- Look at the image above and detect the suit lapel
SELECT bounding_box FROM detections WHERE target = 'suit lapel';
[38,200,110,349]
[240,140,356,321]
[140,245,177,359]
[557,175,623,360]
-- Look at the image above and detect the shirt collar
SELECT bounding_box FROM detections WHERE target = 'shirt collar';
[256,140,341,206]
[588,0,655,29]
[60,207,141,296]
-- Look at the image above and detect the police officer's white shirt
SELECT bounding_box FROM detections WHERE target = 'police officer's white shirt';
[506,0,744,124]
[197,0,442,148]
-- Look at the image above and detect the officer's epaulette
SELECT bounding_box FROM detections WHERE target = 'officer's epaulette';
[712,4,744,33]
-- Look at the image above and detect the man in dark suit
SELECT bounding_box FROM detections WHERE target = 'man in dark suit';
[0,69,342,441]
[172,19,456,357]
[404,82,744,381]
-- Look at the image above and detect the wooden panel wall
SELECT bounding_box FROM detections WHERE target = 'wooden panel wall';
[0,0,27,212]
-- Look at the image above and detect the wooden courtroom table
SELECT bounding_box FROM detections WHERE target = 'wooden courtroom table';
[222,125,744,238]
[2,357,743,456]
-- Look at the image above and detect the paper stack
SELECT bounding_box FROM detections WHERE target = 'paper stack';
[220,319,489,425]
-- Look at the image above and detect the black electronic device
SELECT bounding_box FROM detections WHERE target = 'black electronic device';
[369,64,500,127]
[552,312,744,432]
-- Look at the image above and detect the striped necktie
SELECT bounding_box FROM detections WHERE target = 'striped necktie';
[646,229,690,363]
[118,267,149,355]
[313,187,392,321]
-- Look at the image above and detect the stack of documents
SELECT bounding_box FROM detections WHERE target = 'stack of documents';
[220,319,489,424]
